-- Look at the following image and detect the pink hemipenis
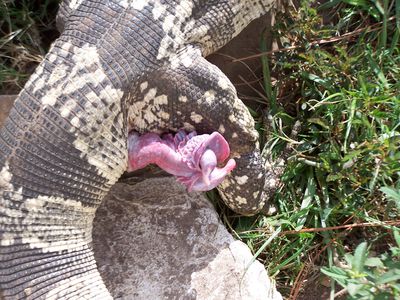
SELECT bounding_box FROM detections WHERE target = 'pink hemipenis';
[127,130,236,192]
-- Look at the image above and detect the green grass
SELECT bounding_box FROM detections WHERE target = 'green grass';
[223,1,400,298]
[1,0,399,299]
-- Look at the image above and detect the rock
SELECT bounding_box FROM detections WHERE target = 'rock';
[93,177,282,300]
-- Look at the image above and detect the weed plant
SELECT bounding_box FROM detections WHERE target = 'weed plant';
[219,1,400,298]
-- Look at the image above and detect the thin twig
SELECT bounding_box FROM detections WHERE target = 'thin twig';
[233,16,396,62]
[332,288,348,299]
[280,220,400,236]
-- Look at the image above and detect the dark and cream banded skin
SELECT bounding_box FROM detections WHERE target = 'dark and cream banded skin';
[0,0,278,298]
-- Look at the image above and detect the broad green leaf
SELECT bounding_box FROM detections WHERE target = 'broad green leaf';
[394,229,400,248]
[347,282,364,297]
[320,266,348,279]
[345,253,355,267]
[380,186,400,210]
[301,72,331,89]
[353,242,368,273]
[365,257,384,267]
[376,270,400,285]
[380,186,400,202]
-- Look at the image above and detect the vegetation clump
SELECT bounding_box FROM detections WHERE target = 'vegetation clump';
[220,1,400,298]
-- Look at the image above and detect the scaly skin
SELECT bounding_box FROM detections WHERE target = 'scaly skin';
[0,0,278,298]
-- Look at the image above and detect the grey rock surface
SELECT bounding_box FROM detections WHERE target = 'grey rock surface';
[93,177,282,300]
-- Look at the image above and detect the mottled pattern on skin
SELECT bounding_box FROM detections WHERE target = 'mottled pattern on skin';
[126,47,266,213]
[0,0,279,298]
